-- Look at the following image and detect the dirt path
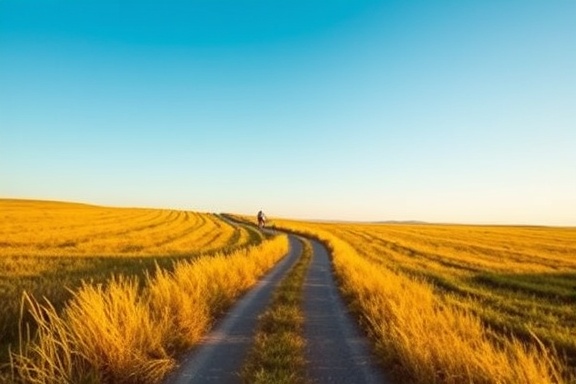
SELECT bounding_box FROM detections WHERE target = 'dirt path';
[304,239,388,383]
[165,233,388,383]
[164,235,303,384]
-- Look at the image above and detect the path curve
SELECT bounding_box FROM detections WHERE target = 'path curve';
[165,232,389,384]
[164,235,303,384]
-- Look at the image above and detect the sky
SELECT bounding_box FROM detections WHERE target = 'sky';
[1,1,575,225]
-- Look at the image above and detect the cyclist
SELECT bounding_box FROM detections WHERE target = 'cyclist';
[257,210,266,229]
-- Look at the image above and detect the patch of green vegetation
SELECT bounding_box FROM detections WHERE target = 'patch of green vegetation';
[241,239,312,384]
[474,272,576,303]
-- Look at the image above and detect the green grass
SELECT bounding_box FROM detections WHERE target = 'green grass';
[241,238,312,384]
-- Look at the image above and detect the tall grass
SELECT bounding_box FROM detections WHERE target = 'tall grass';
[275,221,573,384]
[0,200,264,376]
[12,235,289,384]
[332,240,568,384]
[316,222,576,367]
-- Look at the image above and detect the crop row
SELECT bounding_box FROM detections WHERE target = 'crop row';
[0,200,255,256]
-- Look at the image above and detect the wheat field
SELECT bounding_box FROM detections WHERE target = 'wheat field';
[274,219,576,384]
[0,199,256,257]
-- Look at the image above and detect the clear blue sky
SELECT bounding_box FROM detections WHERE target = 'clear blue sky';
[1,1,575,225]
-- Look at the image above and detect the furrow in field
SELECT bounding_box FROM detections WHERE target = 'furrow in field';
[148,214,242,254]
[0,209,156,246]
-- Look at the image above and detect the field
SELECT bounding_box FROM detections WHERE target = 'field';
[0,199,258,257]
[0,199,272,382]
[3,199,575,383]
[274,219,576,383]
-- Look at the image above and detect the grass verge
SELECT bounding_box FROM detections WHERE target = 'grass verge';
[241,238,312,384]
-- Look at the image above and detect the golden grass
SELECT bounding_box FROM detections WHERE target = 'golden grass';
[0,199,253,257]
[13,235,289,383]
[6,200,574,383]
[274,220,575,384]
[0,199,265,382]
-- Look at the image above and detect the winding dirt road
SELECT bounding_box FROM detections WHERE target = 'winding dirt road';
[165,232,389,384]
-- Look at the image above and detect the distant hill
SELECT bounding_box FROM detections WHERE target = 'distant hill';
[374,220,428,225]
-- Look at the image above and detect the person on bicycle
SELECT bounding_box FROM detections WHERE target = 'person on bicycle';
[257,210,266,228]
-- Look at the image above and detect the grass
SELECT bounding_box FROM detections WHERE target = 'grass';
[6,200,574,383]
[334,223,576,369]
[12,235,289,383]
[0,199,266,382]
[241,238,312,384]
[274,219,576,384]
[0,199,257,257]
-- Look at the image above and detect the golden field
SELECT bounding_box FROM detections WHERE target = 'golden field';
[0,199,257,257]
[3,199,575,383]
[0,199,277,383]
[274,219,576,384]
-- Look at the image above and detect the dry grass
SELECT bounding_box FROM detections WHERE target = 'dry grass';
[0,199,254,257]
[0,199,265,382]
[12,235,289,383]
[6,200,574,383]
[274,220,575,384]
